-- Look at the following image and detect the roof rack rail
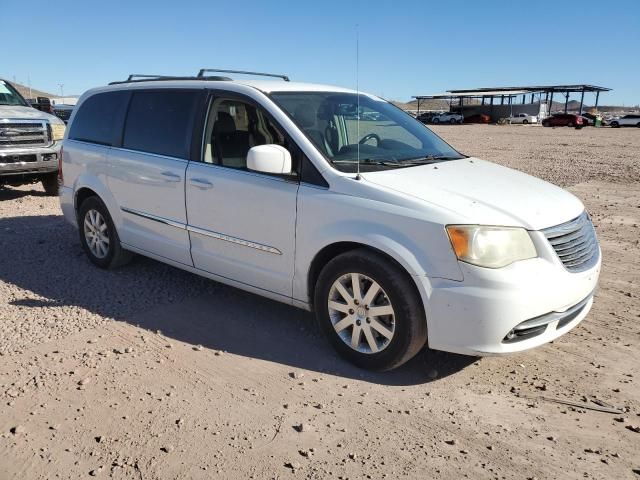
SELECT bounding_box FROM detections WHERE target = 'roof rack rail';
[108,74,232,85]
[197,68,290,82]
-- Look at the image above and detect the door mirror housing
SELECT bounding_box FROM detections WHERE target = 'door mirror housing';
[247,145,292,175]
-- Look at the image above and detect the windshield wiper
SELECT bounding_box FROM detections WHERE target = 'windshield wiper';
[331,159,412,168]
[399,154,464,164]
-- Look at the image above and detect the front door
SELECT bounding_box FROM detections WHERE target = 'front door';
[185,95,299,297]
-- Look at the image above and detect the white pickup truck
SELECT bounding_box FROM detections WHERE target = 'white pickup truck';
[508,113,538,124]
[1,78,65,194]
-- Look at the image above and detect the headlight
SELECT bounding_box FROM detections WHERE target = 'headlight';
[51,123,66,141]
[446,225,537,268]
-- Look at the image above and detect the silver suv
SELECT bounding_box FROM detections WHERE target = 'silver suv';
[0,79,65,195]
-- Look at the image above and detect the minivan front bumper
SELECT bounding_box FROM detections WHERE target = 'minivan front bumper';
[419,250,601,356]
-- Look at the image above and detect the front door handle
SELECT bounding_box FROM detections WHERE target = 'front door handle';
[189,178,214,189]
[161,171,182,182]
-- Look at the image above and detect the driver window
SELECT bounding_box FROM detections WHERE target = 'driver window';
[203,98,289,170]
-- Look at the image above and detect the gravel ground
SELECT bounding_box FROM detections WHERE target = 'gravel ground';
[0,125,638,479]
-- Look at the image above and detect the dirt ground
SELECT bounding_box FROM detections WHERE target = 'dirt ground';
[0,125,638,479]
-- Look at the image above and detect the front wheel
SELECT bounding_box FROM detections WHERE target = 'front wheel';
[78,196,132,269]
[41,172,59,196]
[432,118,440,124]
[314,249,427,371]
[522,119,528,124]
[611,121,619,128]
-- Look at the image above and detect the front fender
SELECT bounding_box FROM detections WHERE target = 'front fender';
[293,186,463,303]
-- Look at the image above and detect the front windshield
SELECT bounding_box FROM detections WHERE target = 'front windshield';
[270,91,464,172]
[0,80,28,107]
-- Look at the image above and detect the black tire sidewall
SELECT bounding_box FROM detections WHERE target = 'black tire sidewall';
[77,197,119,269]
[41,173,59,196]
[314,250,427,371]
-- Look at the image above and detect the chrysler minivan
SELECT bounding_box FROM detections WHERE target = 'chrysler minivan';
[60,70,600,370]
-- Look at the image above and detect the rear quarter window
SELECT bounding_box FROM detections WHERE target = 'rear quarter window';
[122,90,200,159]
[68,91,129,145]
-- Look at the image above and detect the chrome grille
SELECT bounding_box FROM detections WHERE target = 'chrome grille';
[543,212,599,273]
[0,121,50,149]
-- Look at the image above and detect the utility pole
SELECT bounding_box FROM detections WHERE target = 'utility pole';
[58,83,64,102]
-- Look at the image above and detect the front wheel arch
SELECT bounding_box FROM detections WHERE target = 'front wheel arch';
[307,242,419,310]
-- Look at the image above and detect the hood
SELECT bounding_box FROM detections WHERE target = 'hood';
[361,158,584,230]
[0,104,63,124]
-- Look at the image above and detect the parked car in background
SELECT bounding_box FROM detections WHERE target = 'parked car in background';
[52,104,74,124]
[416,111,442,124]
[541,113,584,129]
[464,113,490,124]
[26,96,54,114]
[60,70,600,371]
[609,114,640,128]
[431,112,463,124]
[508,113,537,124]
[0,78,64,195]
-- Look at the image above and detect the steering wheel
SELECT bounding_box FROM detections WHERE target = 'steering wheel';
[359,133,381,146]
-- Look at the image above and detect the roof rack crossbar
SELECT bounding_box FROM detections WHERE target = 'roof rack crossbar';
[197,68,290,82]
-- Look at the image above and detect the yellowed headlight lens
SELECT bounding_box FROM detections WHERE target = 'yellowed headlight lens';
[51,123,66,141]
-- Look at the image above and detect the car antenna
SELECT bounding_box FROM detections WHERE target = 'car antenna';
[355,24,361,181]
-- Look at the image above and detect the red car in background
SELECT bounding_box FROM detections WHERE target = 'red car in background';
[464,113,491,124]
[541,113,584,128]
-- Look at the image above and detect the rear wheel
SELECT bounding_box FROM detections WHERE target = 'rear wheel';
[432,118,440,124]
[41,173,59,196]
[567,121,574,127]
[78,196,132,269]
[611,121,619,128]
[314,249,427,371]
[522,119,528,125]
[449,118,456,124]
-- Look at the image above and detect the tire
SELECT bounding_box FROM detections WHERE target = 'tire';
[450,118,456,124]
[41,172,59,196]
[611,121,619,128]
[542,121,549,127]
[636,122,640,128]
[567,122,574,127]
[522,119,528,125]
[77,196,132,269]
[314,249,427,371]
[432,118,440,124]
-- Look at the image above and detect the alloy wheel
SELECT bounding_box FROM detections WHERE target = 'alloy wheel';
[83,209,110,259]
[327,273,395,354]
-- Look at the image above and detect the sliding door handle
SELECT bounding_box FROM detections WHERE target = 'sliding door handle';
[161,171,182,182]
[189,178,214,189]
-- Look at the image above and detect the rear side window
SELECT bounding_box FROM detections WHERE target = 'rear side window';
[123,90,199,159]
[68,91,129,145]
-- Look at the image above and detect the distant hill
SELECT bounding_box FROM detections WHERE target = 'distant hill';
[4,80,55,100]
[391,98,450,111]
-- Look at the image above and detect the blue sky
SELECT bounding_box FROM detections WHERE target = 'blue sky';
[4,0,639,105]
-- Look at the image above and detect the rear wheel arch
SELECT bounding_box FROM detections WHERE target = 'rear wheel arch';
[75,187,99,212]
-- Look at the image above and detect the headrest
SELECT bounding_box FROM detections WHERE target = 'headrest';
[214,111,236,133]
[294,104,316,128]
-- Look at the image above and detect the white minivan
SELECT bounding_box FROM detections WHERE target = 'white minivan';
[60,70,601,371]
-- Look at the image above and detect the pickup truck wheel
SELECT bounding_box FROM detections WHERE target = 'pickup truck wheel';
[522,119,528,124]
[78,196,132,269]
[314,249,427,371]
[41,173,59,196]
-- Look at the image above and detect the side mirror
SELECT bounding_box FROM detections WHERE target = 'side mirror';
[247,145,292,175]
